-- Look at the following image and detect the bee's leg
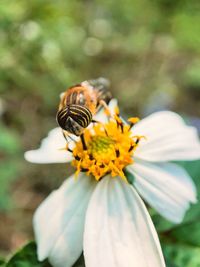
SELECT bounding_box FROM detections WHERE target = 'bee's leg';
[62,131,75,153]
[61,132,71,153]
[62,131,69,142]
[62,130,76,142]
[80,133,87,150]
[68,134,76,142]
[91,119,108,136]
[92,119,100,124]
[99,100,112,118]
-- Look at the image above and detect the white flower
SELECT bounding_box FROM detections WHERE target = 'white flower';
[25,99,200,267]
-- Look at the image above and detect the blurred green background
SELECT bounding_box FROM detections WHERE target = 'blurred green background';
[0,0,200,266]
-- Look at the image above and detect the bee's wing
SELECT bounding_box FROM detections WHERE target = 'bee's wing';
[87,77,110,91]
[87,77,112,105]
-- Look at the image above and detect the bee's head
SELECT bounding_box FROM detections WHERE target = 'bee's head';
[56,105,92,136]
[61,116,85,136]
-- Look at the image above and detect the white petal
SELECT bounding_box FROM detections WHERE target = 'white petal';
[33,173,96,267]
[24,127,73,163]
[94,99,118,123]
[84,176,165,267]
[127,160,197,223]
[132,111,200,161]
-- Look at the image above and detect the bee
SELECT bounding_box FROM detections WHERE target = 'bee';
[56,78,112,137]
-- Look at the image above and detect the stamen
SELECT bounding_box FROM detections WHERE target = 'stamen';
[81,168,89,172]
[71,107,143,181]
[114,113,124,133]
[128,117,140,130]
[100,100,111,117]
[135,138,140,145]
[114,106,120,116]
[104,128,109,136]
[89,154,94,160]
[119,122,124,133]
[128,144,135,152]
[115,149,120,157]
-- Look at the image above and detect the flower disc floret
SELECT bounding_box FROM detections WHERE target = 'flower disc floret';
[72,115,142,181]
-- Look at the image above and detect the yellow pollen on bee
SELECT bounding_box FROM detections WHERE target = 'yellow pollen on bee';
[70,112,142,181]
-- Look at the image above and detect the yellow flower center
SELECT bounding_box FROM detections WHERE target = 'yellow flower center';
[68,112,143,181]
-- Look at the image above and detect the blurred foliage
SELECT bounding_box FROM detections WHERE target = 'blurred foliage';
[152,160,200,266]
[164,244,200,267]
[0,0,200,266]
[0,123,21,210]
[5,242,51,267]
[4,242,85,267]
[1,0,200,120]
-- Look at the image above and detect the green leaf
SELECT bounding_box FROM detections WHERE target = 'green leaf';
[5,242,86,267]
[151,212,175,233]
[124,169,135,184]
[163,243,200,267]
[72,254,85,267]
[0,160,19,210]
[165,220,200,247]
[6,242,52,267]
[178,160,200,223]
[0,123,21,210]
[165,258,179,267]
[0,258,5,266]
[0,123,20,155]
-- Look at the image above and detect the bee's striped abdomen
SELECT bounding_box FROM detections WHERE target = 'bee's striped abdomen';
[56,104,92,133]
[69,104,92,128]
[56,107,69,130]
